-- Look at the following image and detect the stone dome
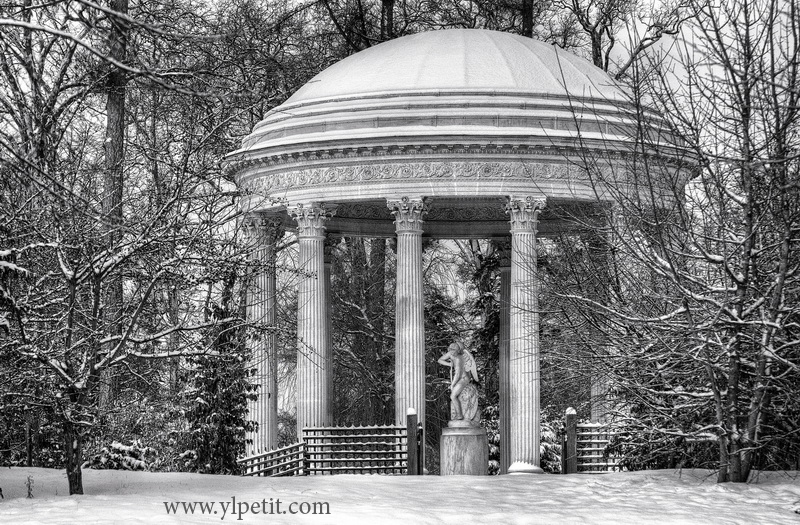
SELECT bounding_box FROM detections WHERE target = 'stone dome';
[234,29,633,156]
[285,29,626,104]
[226,29,673,238]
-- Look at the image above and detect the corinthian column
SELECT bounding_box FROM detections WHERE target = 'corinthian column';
[289,203,335,436]
[388,197,427,434]
[506,196,545,474]
[244,214,284,456]
[497,240,512,474]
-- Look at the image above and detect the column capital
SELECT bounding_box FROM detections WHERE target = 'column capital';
[243,213,284,244]
[506,196,546,233]
[288,203,337,238]
[387,196,428,233]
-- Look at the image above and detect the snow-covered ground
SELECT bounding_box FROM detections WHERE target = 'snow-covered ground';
[0,467,798,524]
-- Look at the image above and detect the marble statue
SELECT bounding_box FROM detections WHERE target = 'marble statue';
[438,342,481,426]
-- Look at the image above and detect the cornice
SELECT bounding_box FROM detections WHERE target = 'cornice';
[225,141,641,179]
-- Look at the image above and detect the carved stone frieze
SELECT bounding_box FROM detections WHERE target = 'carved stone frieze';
[506,196,546,233]
[242,161,577,195]
[333,203,391,220]
[426,205,507,222]
[333,201,514,223]
[288,203,337,238]
[387,197,428,232]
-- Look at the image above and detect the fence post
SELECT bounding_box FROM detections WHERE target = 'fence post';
[301,429,309,476]
[417,422,424,474]
[407,408,418,475]
[565,407,577,474]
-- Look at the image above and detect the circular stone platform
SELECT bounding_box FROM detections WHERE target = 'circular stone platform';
[225,29,674,238]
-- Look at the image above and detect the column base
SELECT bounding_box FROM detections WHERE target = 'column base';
[507,461,545,474]
[440,426,488,476]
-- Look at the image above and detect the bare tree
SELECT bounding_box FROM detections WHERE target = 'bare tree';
[551,0,800,482]
[0,0,294,494]
[554,0,691,77]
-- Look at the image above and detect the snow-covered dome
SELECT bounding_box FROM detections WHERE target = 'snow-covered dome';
[225,29,679,237]
[285,29,626,104]
[234,29,632,155]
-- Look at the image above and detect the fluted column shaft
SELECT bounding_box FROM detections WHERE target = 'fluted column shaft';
[291,203,335,436]
[323,240,336,426]
[507,196,545,474]
[388,197,427,435]
[245,215,283,455]
[498,243,512,474]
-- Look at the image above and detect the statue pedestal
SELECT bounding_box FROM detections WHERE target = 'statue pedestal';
[440,424,488,476]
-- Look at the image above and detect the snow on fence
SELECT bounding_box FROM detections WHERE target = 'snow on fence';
[239,413,423,477]
[238,441,305,477]
[575,423,622,472]
[561,408,623,474]
[303,424,408,475]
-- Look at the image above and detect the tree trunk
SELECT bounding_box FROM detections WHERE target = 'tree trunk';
[522,0,534,37]
[25,420,32,467]
[591,34,603,69]
[381,0,395,40]
[348,238,373,421]
[368,238,387,421]
[64,420,84,495]
[99,0,129,408]
[729,439,743,482]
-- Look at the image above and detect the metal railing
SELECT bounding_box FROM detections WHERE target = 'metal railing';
[239,441,305,477]
[239,412,423,477]
[561,408,622,474]
[303,424,407,475]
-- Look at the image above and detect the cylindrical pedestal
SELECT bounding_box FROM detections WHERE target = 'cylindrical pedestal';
[440,426,488,476]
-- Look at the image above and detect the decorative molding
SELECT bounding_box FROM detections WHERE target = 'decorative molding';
[225,138,653,179]
[288,203,337,238]
[506,196,546,233]
[334,201,508,222]
[426,204,507,222]
[242,160,578,196]
[387,197,428,233]
[236,93,644,152]
[334,203,391,220]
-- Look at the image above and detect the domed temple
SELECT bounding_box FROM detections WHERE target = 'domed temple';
[225,29,675,474]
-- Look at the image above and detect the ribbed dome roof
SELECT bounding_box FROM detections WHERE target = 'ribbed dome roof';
[227,29,683,224]
[286,29,625,104]
[230,28,646,162]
